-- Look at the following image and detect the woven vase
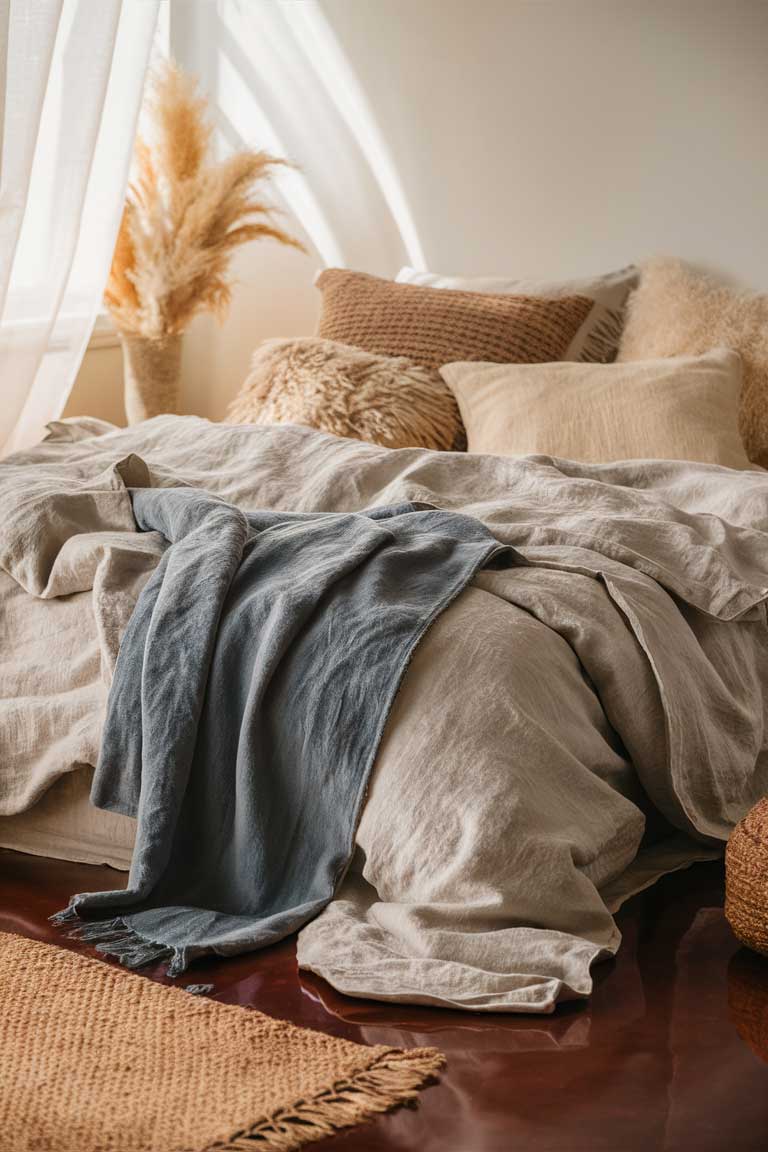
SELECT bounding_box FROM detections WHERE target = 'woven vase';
[121,333,182,425]
[725,796,768,957]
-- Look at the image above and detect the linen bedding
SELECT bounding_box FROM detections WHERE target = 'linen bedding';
[54,491,516,974]
[2,416,768,1013]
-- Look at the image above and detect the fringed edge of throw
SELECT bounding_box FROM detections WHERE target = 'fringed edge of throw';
[206,1047,446,1152]
[49,909,182,974]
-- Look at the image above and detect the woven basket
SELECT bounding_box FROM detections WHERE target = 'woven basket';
[725,796,768,957]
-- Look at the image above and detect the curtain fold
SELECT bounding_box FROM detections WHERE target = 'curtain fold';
[0,0,159,456]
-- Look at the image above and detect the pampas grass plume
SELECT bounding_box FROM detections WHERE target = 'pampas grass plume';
[105,59,302,339]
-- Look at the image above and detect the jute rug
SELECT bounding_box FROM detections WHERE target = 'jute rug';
[0,931,444,1151]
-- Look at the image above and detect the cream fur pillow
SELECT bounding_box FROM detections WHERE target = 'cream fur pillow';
[227,337,462,451]
[618,258,768,466]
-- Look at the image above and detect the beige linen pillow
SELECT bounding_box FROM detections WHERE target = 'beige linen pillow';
[618,258,768,466]
[441,349,753,468]
[315,268,593,371]
[227,337,462,451]
[397,264,638,363]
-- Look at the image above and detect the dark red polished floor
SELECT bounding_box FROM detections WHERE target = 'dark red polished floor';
[2,850,768,1151]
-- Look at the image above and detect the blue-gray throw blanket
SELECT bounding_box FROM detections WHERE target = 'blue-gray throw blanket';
[54,487,516,974]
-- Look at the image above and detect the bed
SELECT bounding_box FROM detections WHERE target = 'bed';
[2,410,767,1013]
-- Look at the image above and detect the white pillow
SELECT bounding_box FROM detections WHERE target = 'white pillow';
[397,264,638,363]
[440,348,753,469]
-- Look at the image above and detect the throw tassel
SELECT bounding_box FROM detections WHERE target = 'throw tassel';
[97,940,173,969]
[66,919,127,942]
[167,951,189,978]
[50,909,177,971]
[49,904,79,926]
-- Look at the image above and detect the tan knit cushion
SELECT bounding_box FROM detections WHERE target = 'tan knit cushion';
[397,264,638,363]
[618,258,768,467]
[315,268,594,371]
[227,337,462,451]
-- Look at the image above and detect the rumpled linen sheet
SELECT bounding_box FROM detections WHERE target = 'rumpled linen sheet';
[2,416,768,1012]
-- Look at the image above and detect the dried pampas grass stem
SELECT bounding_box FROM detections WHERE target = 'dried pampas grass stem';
[105,59,302,341]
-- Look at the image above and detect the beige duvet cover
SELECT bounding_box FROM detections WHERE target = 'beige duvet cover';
[1,415,767,1012]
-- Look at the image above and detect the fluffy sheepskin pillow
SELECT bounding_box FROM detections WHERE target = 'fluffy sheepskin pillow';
[618,258,768,466]
[226,337,463,451]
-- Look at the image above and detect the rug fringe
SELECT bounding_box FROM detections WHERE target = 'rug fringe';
[207,1048,445,1151]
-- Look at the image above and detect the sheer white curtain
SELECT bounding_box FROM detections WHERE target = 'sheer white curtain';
[0,0,158,456]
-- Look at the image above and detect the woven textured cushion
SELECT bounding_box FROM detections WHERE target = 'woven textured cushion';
[618,258,768,467]
[441,349,753,468]
[397,264,638,363]
[227,337,463,451]
[726,796,768,957]
[315,268,593,371]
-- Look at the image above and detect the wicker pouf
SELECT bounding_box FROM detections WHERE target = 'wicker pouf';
[725,797,768,957]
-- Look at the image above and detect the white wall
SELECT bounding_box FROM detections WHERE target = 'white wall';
[323,0,768,282]
[67,0,768,424]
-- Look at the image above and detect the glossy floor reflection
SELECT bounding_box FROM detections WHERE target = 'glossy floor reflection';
[2,850,768,1151]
